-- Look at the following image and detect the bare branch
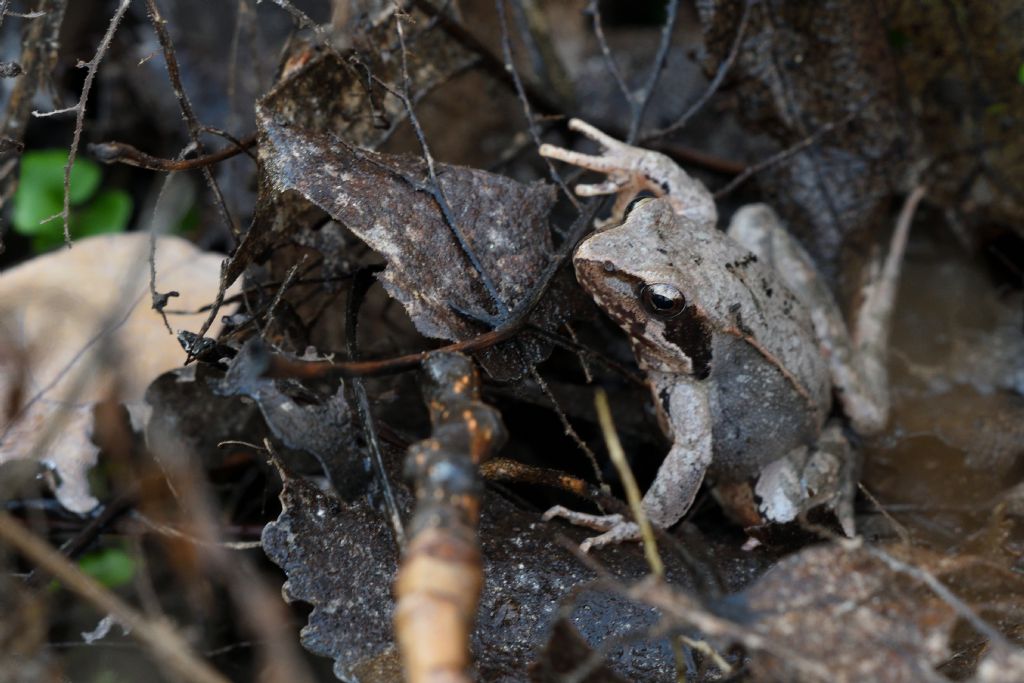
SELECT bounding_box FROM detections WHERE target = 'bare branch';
[713,110,858,199]
[144,0,240,241]
[494,0,578,207]
[627,0,679,142]
[395,353,506,682]
[31,0,129,246]
[89,134,257,171]
[645,0,754,141]
[0,511,232,683]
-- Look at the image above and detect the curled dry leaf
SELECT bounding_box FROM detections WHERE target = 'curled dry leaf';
[224,10,477,286]
[261,453,697,681]
[0,234,235,512]
[727,543,965,683]
[257,114,565,379]
[214,338,361,493]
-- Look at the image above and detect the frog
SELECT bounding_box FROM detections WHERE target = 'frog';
[538,119,911,550]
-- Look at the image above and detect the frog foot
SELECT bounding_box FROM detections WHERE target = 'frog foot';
[539,118,717,229]
[542,505,641,552]
[539,119,667,229]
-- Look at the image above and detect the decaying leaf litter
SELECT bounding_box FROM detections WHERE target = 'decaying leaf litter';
[0,0,1023,681]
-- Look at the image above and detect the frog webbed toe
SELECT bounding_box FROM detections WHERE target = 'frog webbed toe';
[541,506,641,552]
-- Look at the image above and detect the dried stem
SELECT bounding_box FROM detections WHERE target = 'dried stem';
[645,0,754,141]
[1,0,65,142]
[0,511,231,683]
[144,0,240,241]
[31,0,126,246]
[713,110,858,199]
[395,353,506,683]
[89,134,257,171]
[627,0,679,142]
[593,389,663,577]
[410,0,560,116]
[494,0,578,207]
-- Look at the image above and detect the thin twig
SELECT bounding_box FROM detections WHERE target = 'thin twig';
[494,0,578,207]
[132,513,263,550]
[1,0,64,139]
[713,110,858,199]
[144,0,240,241]
[388,11,509,319]
[0,511,231,683]
[32,0,128,245]
[586,1,631,111]
[627,0,679,143]
[25,486,139,589]
[89,134,257,171]
[852,540,1015,650]
[146,162,197,333]
[409,0,560,116]
[347,267,406,546]
[527,361,603,484]
[645,0,754,141]
[259,255,306,342]
[583,0,681,143]
[858,483,912,546]
[1,6,45,21]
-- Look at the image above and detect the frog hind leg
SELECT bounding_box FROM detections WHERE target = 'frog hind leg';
[727,203,905,435]
[543,377,713,552]
[754,422,858,536]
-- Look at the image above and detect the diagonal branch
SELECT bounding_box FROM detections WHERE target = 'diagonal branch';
[144,0,240,241]
[0,511,231,683]
[31,0,128,246]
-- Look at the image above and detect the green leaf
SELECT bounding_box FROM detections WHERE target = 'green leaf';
[31,230,67,253]
[77,547,136,588]
[174,202,200,234]
[11,183,61,236]
[1018,62,1024,85]
[12,150,102,235]
[76,189,133,236]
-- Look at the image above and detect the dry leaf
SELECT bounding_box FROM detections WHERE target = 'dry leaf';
[0,233,235,512]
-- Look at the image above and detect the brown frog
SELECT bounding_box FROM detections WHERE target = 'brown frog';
[539,120,911,550]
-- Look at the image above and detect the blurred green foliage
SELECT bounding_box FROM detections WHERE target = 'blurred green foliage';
[77,547,136,589]
[12,150,132,252]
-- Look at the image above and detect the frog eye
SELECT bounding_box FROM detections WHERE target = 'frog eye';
[640,283,686,318]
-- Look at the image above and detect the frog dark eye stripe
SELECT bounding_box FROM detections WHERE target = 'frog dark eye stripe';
[662,306,712,380]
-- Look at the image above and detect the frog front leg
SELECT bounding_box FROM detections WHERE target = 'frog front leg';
[544,375,713,551]
[539,118,717,229]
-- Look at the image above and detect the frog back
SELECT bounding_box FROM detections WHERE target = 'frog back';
[574,198,832,470]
